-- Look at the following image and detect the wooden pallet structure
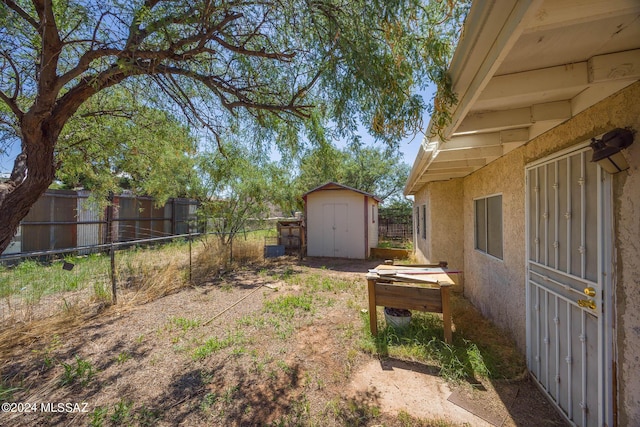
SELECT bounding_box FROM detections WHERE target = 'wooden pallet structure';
[365,264,463,344]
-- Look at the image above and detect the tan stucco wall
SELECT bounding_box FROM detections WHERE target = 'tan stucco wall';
[462,147,527,351]
[412,81,640,424]
[609,84,640,427]
[428,180,464,270]
[517,82,640,426]
[412,180,464,267]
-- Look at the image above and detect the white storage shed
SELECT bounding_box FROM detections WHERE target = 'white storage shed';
[303,182,380,259]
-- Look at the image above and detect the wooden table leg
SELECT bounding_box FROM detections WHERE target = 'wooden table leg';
[441,286,452,344]
[367,277,378,336]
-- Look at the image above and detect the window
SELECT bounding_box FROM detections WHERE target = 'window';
[415,206,420,237]
[421,204,426,240]
[475,194,503,259]
[371,205,376,223]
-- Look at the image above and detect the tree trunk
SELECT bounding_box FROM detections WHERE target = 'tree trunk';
[0,127,58,254]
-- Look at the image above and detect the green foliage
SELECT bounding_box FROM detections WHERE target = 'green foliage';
[0,0,469,256]
[110,398,133,425]
[89,406,108,427]
[263,294,314,319]
[170,316,201,332]
[60,355,95,387]
[0,379,19,404]
[273,143,413,213]
[195,143,273,249]
[55,87,199,202]
[0,255,111,303]
[364,311,494,383]
[192,331,246,360]
[115,351,131,365]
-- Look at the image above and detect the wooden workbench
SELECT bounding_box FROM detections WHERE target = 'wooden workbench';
[366,264,462,344]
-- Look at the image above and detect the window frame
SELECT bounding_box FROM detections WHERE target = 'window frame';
[421,204,426,240]
[474,193,504,260]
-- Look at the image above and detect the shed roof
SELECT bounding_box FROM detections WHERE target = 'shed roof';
[404,0,640,195]
[302,182,381,202]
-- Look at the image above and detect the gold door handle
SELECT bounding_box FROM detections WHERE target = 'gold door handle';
[583,287,596,297]
[577,299,596,310]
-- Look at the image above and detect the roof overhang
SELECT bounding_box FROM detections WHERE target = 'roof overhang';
[405,0,640,195]
[302,181,382,202]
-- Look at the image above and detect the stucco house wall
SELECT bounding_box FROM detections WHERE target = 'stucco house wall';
[462,145,528,351]
[413,179,464,275]
[412,81,640,424]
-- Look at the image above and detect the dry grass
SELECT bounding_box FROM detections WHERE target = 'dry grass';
[191,235,266,283]
[450,295,527,380]
[191,237,228,285]
[0,255,567,427]
[0,236,268,361]
[0,304,94,360]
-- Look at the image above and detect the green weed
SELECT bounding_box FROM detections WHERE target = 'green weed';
[115,351,131,365]
[0,379,20,403]
[263,293,313,319]
[89,406,108,427]
[110,398,133,424]
[92,281,112,304]
[60,355,95,387]
[136,405,160,426]
[200,392,218,411]
[192,331,245,360]
[170,316,201,332]
[363,310,493,383]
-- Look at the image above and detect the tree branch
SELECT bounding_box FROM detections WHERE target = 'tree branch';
[1,0,39,29]
[210,33,296,61]
[0,52,23,117]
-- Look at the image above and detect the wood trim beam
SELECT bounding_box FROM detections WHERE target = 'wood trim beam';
[455,101,571,134]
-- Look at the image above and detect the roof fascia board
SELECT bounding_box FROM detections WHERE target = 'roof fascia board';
[589,49,640,83]
[432,145,504,162]
[478,63,588,104]
[404,148,433,195]
[454,100,571,134]
[473,49,640,108]
[445,0,544,138]
[522,0,640,33]
[405,0,543,195]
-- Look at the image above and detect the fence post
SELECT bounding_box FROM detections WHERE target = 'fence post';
[188,231,192,283]
[105,192,113,245]
[110,242,117,305]
[171,199,177,235]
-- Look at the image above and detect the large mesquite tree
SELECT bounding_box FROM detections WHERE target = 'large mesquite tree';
[0,0,466,252]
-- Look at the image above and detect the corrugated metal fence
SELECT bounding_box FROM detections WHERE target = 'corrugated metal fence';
[2,189,200,257]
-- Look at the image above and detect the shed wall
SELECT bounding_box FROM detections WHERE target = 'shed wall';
[306,189,366,259]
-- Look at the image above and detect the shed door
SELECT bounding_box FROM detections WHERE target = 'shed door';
[526,146,613,427]
[322,203,348,257]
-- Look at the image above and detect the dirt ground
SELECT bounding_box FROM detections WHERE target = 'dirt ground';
[0,257,568,426]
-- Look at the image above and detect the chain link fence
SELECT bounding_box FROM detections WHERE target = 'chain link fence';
[0,223,275,330]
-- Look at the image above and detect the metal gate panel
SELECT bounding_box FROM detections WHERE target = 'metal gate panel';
[526,145,608,427]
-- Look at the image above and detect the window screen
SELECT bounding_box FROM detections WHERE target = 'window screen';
[421,204,426,240]
[475,195,503,259]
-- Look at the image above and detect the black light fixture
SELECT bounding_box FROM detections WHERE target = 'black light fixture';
[590,128,635,174]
